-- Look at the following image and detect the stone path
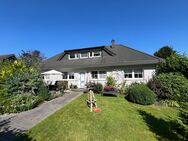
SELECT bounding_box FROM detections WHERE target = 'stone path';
[0,91,82,141]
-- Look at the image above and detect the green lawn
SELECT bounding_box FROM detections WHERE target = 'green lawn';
[18,94,180,141]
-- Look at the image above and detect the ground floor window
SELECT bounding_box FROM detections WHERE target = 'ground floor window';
[124,69,143,79]
[134,69,143,78]
[91,71,98,79]
[91,71,106,79]
[69,72,75,79]
[62,72,74,79]
[124,69,132,78]
[99,71,107,79]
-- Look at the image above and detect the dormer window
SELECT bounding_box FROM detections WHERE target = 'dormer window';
[80,52,88,58]
[89,51,101,58]
[69,53,79,60]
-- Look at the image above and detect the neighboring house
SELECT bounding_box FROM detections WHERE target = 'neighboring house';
[41,41,162,88]
[0,54,16,62]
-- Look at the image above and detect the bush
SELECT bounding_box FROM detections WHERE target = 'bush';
[126,83,156,105]
[55,81,68,90]
[38,83,50,101]
[106,76,116,87]
[93,83,103,94]
[160,100,180,107]
[148,73,188,102]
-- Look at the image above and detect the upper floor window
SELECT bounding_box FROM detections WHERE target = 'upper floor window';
[80,52,88,58]
[69,53,79,59]
[134,69,143,78]
[62,72,75,79]
[90,51,101,58]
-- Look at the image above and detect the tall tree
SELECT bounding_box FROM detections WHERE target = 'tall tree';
[19,50,45,68]
[154,46,176,59]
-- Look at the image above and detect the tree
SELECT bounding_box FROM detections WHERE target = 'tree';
[19,50,45,68]
[154,46,176,59]
[156,53,188,79]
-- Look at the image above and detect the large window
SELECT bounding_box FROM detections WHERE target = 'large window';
[91,71,98,79]
[124,69,133,78]
[80,52,88,58]
[99,71,107,79]
[69,53,79,59]
[134,69,143,78]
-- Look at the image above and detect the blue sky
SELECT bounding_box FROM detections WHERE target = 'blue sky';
[0,0,187,58]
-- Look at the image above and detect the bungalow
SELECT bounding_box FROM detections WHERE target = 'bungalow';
[41,40,162,88]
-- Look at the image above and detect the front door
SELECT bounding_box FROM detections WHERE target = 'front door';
[80,72,85,88]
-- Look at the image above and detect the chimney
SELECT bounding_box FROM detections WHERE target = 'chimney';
[111,39,115,48]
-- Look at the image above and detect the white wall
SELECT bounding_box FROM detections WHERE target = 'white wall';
[42,67,156,88]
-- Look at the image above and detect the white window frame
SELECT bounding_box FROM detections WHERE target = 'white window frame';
[62,72,75,80]
[80,52,88,59]
[68,53,79,60]
[89,51,101,58]
[98,71,107,79]
[45,75,50,79]
[134,69,143,78]
[124,69,143,79]
[124,69,133,79]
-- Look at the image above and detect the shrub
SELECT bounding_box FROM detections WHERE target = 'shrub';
[126,83,156,105]
[38,83,50,101]
[148,73,188,102]
[160,100,180,108]
[106,76,116,87]
[55,81,68,90]
[93,83,103,94]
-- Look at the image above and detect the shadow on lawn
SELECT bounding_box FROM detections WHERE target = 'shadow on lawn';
[138,110,180,141]
[0,117,34,141]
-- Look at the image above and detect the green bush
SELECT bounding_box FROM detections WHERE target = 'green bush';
[38,83,50,101]
[148,73,188,102]
[126,83,156,105]
[93,83,103,94]
[160,100,180,108]
[0,60,49,114]
[106,76,116,87]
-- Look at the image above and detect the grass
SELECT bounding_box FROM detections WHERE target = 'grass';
[17,94,180,141]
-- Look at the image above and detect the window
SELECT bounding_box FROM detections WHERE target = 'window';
[134,69,143,78]
[69,53,79,59]
[124,69,132,78]
[69,72,74,79]
[62,72,68,79]
[80,52,88,58]
[89,51,101,57]
[99,71,107,79]
[45,75,50,79]
[93,51,101,57]
[91,71,98,79]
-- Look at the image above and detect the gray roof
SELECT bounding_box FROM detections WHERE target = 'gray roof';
[41,44,162,72]
[0,54,16,61]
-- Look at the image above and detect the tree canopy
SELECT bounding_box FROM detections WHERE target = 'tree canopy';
[154,46,176,59]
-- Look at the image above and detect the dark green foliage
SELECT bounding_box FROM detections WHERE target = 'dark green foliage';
[93,83,103,94]
[154,46,176,59]
[148,73,188,102]
[55,81,68,90]
[126,83,156,105]
[38,83,50,101]
[157,53,188,79]
[170,107,188,140]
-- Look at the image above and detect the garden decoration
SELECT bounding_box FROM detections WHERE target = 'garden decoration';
[86,90,101,112]
[86,82,101,112]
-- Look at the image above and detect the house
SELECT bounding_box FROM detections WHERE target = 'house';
[0,54,16,62]
[41,40,162,88]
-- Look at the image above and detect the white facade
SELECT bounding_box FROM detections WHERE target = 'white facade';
[42,66,155,88]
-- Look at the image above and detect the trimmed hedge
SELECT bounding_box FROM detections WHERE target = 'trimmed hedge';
[93,83,103,94]
[126,83,156,105]
[148,73,188,102]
